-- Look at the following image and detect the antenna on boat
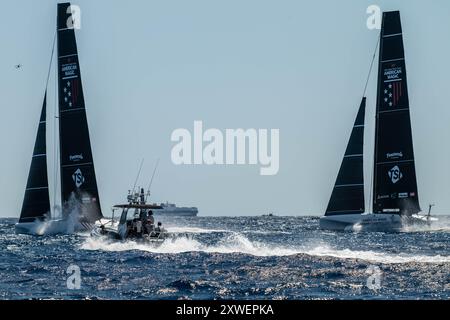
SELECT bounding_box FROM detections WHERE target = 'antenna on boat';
[145,158,160,202]
[130,158,145,198]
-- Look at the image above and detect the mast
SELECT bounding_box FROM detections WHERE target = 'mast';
[19,94,51,222]
[372,11,420,215]
[325,98,366,216]
[57,3,102,222]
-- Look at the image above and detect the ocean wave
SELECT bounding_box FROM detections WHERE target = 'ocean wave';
[242,230,292,235]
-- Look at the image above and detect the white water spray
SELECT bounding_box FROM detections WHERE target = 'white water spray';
[80,231,450,264]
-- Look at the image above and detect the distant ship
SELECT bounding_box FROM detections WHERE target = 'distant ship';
[152,202,198,217]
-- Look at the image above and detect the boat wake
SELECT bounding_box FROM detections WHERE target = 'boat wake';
[166,226,230,234]
[81,233,299,257]
[18,206,81,236]
[401,217,450,233]
[165,226,290,235]
[304,245,450,264]
[80,232,450,264]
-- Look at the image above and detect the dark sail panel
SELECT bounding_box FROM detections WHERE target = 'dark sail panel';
[19,94,50,222]
[372,11,420,215]
[326,98,366,216]
[57,2,102,222]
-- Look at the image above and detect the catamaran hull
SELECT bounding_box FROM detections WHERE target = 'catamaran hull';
[319,213,429,232]
[15,219,94,236]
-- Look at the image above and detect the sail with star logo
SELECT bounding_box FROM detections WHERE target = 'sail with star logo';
[15,3,104,235]
[372,11,420,215]
[57,2,102,222]
[320,10,428,231]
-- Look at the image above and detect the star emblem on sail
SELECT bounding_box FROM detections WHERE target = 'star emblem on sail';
[388,166,403,184]
[72,168,85,188]
[64,79,78,108]
[384,81,402,107]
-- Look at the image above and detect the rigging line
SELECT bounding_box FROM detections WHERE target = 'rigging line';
[45,31,57,91]
[362,33,380,97]
[42,32,57,216]
[367,32,380,213]
[53,33,59,215]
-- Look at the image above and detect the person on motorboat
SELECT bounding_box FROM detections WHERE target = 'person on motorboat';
[135,218,143,235]
[142,211,153,234]
[128,214,142,238]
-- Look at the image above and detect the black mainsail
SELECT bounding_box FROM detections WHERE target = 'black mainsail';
[326,98,366,216]
[372,11,420,215]
[19,94,51,223]
[57,2,102,222]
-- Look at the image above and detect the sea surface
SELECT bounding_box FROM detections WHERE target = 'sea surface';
[0,216,449,300]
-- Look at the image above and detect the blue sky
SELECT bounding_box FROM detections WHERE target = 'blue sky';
[1,0,450,217]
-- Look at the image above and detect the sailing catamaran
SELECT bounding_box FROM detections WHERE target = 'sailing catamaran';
[15,3,102,235]
[320,11,435,231]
